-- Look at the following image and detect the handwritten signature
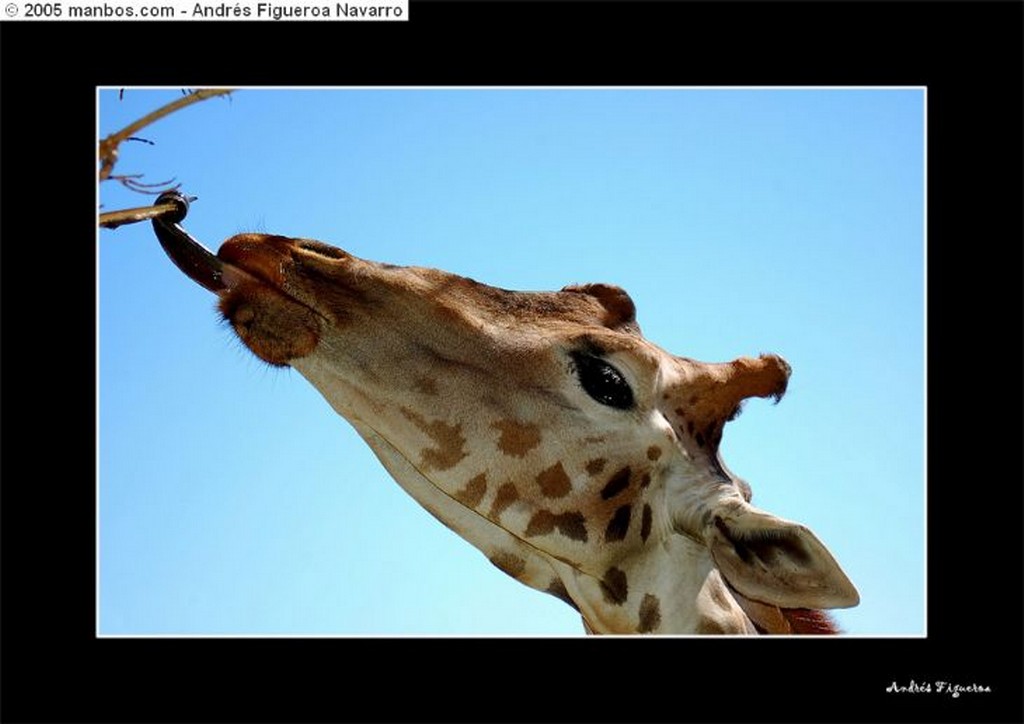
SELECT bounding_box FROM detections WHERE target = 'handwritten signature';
[887,680,992,699]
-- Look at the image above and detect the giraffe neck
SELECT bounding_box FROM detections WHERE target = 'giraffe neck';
[344,404,754,635]
[293,354,802,636]
[551,534,756,635]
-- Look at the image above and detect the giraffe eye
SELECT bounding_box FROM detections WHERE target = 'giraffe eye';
[571,352,634,410]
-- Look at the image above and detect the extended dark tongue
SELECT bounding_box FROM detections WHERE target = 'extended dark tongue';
[151,191,227,293]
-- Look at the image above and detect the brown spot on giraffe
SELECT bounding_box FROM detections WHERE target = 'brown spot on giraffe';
[455,473,487,508]
[696,617,732,634]
[492,419,542,458]
[535,462,571,498]
[639,472,651,488]
[413,376,439,396]
[401,408,468,471]
[604,504,632,542]
[600,466,631,500]
[640,504,653,543]
[488,482,519,521]
[524,510,588,542]
[585,458,606,476]
[600,566,628,605]
[646,445,662,461]
[545,578,580,612]
[489,551,526,579]
[637,593,661,633]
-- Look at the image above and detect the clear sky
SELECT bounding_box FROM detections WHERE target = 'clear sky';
[98,87,924,636]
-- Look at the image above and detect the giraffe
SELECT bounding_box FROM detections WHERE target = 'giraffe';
[152,201,859,635]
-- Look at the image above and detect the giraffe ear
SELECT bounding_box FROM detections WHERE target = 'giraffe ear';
[707,506,860,610]
[562,283,638,331]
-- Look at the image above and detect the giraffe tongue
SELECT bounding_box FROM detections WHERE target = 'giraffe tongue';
[149,192,227,293]
[152,210,258,294]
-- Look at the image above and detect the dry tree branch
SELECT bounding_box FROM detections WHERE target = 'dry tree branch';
[109,173,180,193]
[98,88,234,230]
[99,88,234,182]
[99,201,187,230]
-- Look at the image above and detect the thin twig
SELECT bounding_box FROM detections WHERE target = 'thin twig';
[98,88,234,181]
[110,174,180,193]
[99,202,183,229]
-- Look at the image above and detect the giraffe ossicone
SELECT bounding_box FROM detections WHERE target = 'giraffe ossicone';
[190,231,859,634]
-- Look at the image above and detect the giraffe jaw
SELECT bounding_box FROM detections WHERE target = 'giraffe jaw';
[338,412,572,601]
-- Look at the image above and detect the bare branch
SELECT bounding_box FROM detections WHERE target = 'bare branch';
[99,88,234,182]
[110,173,180,194]
[99,201,186,229]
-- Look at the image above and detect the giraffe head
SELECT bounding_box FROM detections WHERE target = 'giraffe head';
[188,230,858,634]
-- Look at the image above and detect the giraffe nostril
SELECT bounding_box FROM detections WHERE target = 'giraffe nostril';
[295,239,348,260]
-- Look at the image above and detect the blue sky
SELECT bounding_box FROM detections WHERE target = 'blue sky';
[98,87,924,636]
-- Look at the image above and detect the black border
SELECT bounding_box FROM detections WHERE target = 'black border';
[2,2,1022,722]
